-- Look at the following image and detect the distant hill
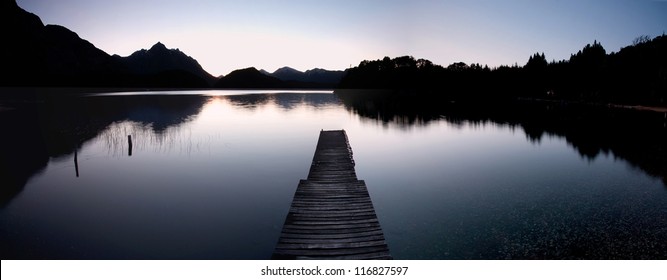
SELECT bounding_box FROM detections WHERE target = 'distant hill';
[114,42,216,86]
[215,67,346,89]
[303,68,347,85]
[262,67,346,87]
[271,67,304,82]
[0,0,212,89]
[214,67,285,88]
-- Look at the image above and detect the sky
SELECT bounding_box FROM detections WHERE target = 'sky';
[16,0,667,77]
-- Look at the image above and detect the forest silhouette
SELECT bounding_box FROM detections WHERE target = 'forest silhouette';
[338,35,667,106]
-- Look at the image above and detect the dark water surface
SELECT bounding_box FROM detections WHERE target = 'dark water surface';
[1,90,665,259]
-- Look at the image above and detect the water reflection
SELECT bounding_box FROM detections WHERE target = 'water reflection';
[0,93,342,206]
[2,90,665,259]
[225,92,341,111]
[0,95,208,206]
[99,121,208,157]
[0,91,344,259]
[337,90,667,186]
[225,94,271,109]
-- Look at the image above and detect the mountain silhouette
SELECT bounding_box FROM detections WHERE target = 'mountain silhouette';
[1,0,120,87]
[271,66,303,82]
[263,67,346,87]
[0,0,212,89]
[214,67,285,88]
[115,42,216,86]
[0,1,339,91]
[216,66,344,89]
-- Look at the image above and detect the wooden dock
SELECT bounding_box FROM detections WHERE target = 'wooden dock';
[272,130,391,260]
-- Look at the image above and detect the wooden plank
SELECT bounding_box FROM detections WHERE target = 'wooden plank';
[279,234,386,244]
[296,252,393,260]
[289,204,375,211]
[285,216,379,223]
[289,198,372,203]
[273,245,390,257]
[281,222,381,230]
[289,202,374,208]
[275,240,388,250]
[279,230,386,239]
[287,213,378,219]
[288,218,379,226]
[272,130,391,260]
[279,226,384,235]
[287,211,378,217]
[288,207,378,213]
[288,199,373,204]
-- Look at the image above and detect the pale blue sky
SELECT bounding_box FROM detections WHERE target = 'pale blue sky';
[17,0,667,76]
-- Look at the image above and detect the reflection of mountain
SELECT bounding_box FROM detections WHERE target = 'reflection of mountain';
[337,90,667,185]
[272,93,341,110]
[223,93,340,111]
[224,93,272,108]
[0,108,50,206]
[0,95,208,206]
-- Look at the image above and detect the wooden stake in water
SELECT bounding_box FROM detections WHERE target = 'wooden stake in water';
[74,150,79,177]
[128,135,133,157]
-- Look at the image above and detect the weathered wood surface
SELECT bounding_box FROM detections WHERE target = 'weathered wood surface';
[273,130,391,260]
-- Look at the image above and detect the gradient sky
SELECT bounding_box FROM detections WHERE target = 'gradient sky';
[16,0,667,77]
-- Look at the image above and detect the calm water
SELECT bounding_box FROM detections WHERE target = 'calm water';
[1,90,665,259]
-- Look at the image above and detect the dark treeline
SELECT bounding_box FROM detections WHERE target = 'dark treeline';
[338,35,667,106]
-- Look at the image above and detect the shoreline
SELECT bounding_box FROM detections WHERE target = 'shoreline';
[2,87,666,115]
[0,86,336,95]
[522,97,667,114]
[611,104,667,113]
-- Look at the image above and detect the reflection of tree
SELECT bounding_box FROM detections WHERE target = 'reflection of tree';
[338,91,667,185]
[0,95,207,206]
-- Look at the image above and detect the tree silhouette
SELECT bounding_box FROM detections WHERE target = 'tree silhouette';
[525,52,547,70]
[633,35,652,46]
[338,35,667,106]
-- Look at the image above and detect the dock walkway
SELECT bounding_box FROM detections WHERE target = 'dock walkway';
[272,130,391,259]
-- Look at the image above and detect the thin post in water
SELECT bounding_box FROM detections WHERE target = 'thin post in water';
[74,150,79,177]
[128,135,133,156]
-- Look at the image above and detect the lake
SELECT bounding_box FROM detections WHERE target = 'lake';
[1,90,665,259]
